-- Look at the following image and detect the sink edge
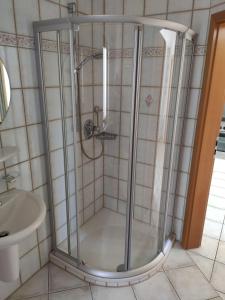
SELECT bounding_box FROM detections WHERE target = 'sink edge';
[0,191,46,249]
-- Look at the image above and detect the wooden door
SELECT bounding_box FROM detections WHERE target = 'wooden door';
[182,12,225,249]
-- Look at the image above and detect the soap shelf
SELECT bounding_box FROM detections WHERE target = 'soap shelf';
[0,147,17,163]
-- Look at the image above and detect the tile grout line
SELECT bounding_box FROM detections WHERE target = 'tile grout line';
[163,270,182,300]
[89,284,94,300]
[90,0,96,217]
[13,0,41,283]
[48,263,50,300]
[188,246,217,264]
[47,284,91,297]
[163,244,221,298]
[7,263,49,300]
[131,285,139,300]
[209,213,225,282]
[76,0,85,227]
[186,246,221,289]
[102,0,106,212]
[116,0,125,214]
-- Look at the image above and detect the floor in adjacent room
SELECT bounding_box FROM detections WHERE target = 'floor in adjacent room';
[7,243,224,300]
[186,156,225,299]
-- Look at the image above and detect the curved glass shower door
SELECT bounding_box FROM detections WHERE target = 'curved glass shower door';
[129,27,182,269]
[74,22,138,271]
[34,15,194,276]
[74,22,183,272]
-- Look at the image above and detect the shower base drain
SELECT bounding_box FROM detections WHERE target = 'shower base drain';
[0,231,9,238]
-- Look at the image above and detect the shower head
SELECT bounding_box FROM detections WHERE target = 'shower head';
[75,51,103,72]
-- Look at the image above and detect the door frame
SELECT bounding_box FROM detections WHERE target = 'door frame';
[182,11,225,249]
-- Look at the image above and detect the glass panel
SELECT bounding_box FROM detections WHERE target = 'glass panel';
[129,26,180,269]
[40,29,78,256]
[37,23,193,274]
[75,22,136,271]
[162,39,194,242]
[60,29,78,256]
[156,31,183,247]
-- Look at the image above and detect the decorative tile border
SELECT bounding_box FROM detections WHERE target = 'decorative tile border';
[41,39,57,52]
[17,34,34,48]
[0,32,18,47]
[143,46,165,57]
[77,46,96,56]
[0,31,69,53]
[78,47,164,58]
[0,31,207,57]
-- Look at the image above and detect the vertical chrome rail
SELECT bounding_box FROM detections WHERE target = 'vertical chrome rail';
[69,26,80,260]
[124,25,143,270]
[171,36,195,232]
[162,35,187,247]
[57,31,71,255]
[34,32,56,249]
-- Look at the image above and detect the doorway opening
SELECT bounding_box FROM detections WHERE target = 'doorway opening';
[188,113,225,260]
[182,11,225,280]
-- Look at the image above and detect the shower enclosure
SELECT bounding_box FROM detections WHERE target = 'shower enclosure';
[33,15,195,282]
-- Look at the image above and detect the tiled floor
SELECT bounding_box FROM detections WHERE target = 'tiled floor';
[7,244,224,300]
[189,157,225,297]
[7,158,225,300]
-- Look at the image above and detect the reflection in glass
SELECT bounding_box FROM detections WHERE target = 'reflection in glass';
[0,59,11,123]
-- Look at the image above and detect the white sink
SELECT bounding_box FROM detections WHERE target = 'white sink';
[0,189,46,282]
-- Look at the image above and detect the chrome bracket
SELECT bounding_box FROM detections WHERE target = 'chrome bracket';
[67,2,76,15]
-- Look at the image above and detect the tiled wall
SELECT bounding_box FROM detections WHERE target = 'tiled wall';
[0,1,76,299]
[74,2,187,239]
[74,0,225,241]
[76,19,104,227]
[40,29,76,251]
[1,0,225,299]
[100,25,179,231]
[84,0,225,241]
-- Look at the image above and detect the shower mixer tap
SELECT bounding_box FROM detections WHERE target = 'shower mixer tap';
[83,106,117,141]
[83,106,101,139]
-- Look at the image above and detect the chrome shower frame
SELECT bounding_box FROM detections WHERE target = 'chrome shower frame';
[33,15,195,283]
